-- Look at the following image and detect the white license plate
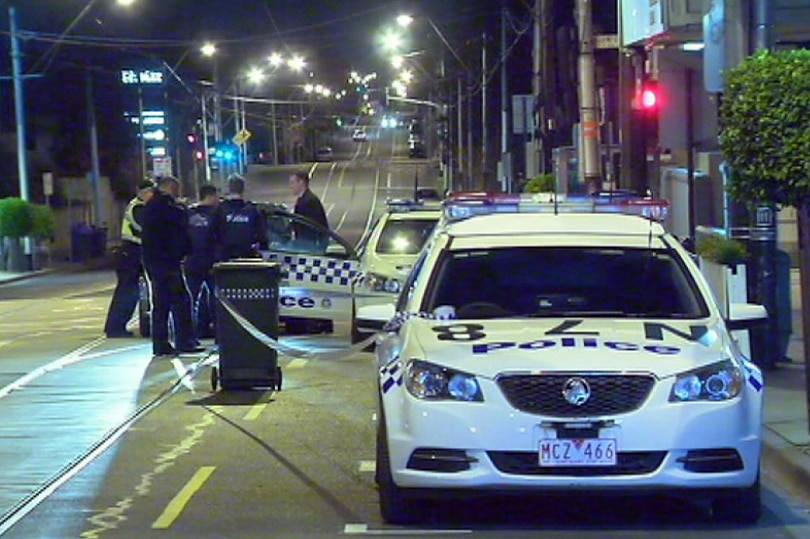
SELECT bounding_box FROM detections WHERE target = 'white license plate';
[538,438,617,467]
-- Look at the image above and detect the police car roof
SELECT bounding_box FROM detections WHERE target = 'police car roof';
[444,213,667,240]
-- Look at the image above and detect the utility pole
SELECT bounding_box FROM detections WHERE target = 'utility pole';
[466,72,473,190]
[86,70,103,227]
[500,6,512,192]
[532,0,543,176]
[9,6,32,267]
[576,0,601,192]
[482,32,488,188]
[457,76,463,190]
[201,91,212,183]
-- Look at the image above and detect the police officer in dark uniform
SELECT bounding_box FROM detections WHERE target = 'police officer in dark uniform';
[104,179,155,338]
[141,176,201,357]
[289,169,329,251]
[184,183,219,338]
[211,174,268,260]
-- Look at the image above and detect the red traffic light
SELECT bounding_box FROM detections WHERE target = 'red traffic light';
[194,150,204,160]
[641,88,657,109]
[186,133,197,145]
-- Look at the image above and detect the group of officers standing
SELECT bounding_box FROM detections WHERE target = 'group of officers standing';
[103,170,327,357]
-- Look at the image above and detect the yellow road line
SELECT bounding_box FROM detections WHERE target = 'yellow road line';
[151,466,215,529]
[243,392,272,420]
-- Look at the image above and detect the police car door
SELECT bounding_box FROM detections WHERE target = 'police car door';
[260,207,358,330]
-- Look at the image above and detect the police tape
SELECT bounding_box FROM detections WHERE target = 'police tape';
[216,293,379,361]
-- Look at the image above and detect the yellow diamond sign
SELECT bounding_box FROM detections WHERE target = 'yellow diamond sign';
[232,128,252,145]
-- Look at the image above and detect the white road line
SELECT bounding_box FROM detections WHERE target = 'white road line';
[326,203,336,220]
[0,337,105,400]
[356,169,381,249]
[386,172,392,189]
[343,524,471,535]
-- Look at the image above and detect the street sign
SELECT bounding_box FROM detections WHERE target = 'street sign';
[512,95,533,135]
[153,157,173,178]
[42,172,54,197]
[120,69,165,86]
[232,129,252,146]
[595,34,619,49]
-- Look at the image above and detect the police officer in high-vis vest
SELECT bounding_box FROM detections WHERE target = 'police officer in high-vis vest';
[211,174,268,261]
[104,179,156,338]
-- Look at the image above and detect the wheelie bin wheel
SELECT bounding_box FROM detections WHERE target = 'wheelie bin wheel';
[210,366,219,391]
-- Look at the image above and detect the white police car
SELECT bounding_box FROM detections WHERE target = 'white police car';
[374,193,766,524]
[352,199,441,342]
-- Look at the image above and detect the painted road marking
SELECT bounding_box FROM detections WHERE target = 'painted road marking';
[243,391,272,421]
[287,358,308,369]
[358,460,376,473]
[344,523,471,535]
[152,466,216,529]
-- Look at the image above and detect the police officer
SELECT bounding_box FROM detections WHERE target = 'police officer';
[184,183,219,339]
[103,179,155,338]
[211,174,268,260]
[141,176,200,357]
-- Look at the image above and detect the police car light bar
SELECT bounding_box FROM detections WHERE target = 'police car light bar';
[443,192,669,222]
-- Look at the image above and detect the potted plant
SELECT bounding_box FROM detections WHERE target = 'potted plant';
[0,198,33,272]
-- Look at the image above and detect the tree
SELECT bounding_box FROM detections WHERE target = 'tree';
[719,49,810,207]
[0,198,33,272]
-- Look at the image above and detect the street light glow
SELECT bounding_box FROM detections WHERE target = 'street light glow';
[397,14,414,27]
[399,70,414,83]
[381,29,404,51]
[201,42,217,57]
[247,67,266,85]
[116,0,136,6]
[288,56,306,72]
[268,52,284,67]
[304,83,314,94]
[391,56,404,69]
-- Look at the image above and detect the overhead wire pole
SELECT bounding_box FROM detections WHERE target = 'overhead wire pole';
[576,0,602,193]
[500,5,512,193]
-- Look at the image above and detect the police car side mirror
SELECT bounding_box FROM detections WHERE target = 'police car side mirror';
[727,303,768,331]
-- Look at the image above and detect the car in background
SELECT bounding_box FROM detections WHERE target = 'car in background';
[315,146,334,161]
[352,129,368,142]
[254,150,274,165]
[371,192,766,525]
[351,199,442,343]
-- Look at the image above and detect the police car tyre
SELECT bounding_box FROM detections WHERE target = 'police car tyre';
[275,366,282,391]
[377,410,421,524]
[711,474,761,524]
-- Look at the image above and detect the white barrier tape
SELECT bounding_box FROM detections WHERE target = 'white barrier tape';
[216,293,378,361]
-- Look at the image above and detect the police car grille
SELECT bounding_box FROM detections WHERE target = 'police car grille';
[487,450,666,476]
[497,374,655,417]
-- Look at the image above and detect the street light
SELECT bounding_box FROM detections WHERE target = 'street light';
[396,14,414,28]
[269,52,284,68]
[287,55,306,72]
[200,42,217,57]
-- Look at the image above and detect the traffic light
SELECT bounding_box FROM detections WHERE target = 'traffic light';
[194,149,204,161]
[634,80,660,151]
[186,132,197,145]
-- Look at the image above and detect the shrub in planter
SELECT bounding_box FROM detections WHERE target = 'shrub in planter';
[522,173,556,193]
[0,198,33,272]
[696,234,748,267]
[30,204,55,241]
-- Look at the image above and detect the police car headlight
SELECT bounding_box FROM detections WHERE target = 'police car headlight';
[669,360,743,402]
[366,272,402,294]
[405,360,483,402]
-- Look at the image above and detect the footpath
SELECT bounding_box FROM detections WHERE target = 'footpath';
[0,260,809,501]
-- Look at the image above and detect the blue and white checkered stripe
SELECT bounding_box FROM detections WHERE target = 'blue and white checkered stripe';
[265,253,359,288]
[380,361,404,394]
[743,361,763,392]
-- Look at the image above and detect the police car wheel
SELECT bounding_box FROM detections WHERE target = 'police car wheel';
[711,474,761,524]
[377,411,421,524]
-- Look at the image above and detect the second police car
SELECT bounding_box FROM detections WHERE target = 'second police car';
[352,198,442,342]
[373,192,766,524]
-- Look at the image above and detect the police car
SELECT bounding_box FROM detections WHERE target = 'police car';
[351,199,441,343]
[373,193,766,524]
[258,203,359,334]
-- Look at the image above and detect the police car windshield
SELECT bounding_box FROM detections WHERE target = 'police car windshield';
[376,219,438,255]
[427,247,709,320]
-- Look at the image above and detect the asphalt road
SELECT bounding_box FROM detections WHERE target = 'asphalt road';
[1,127,809,537]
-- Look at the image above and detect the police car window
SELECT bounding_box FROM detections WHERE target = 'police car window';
[425,247,708,320]
[376,219,438,255]
[396,249,428,313]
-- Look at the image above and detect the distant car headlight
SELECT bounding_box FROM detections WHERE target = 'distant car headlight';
[405,360,483,402]
[669,360,743,402]
[365,272,402,294]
